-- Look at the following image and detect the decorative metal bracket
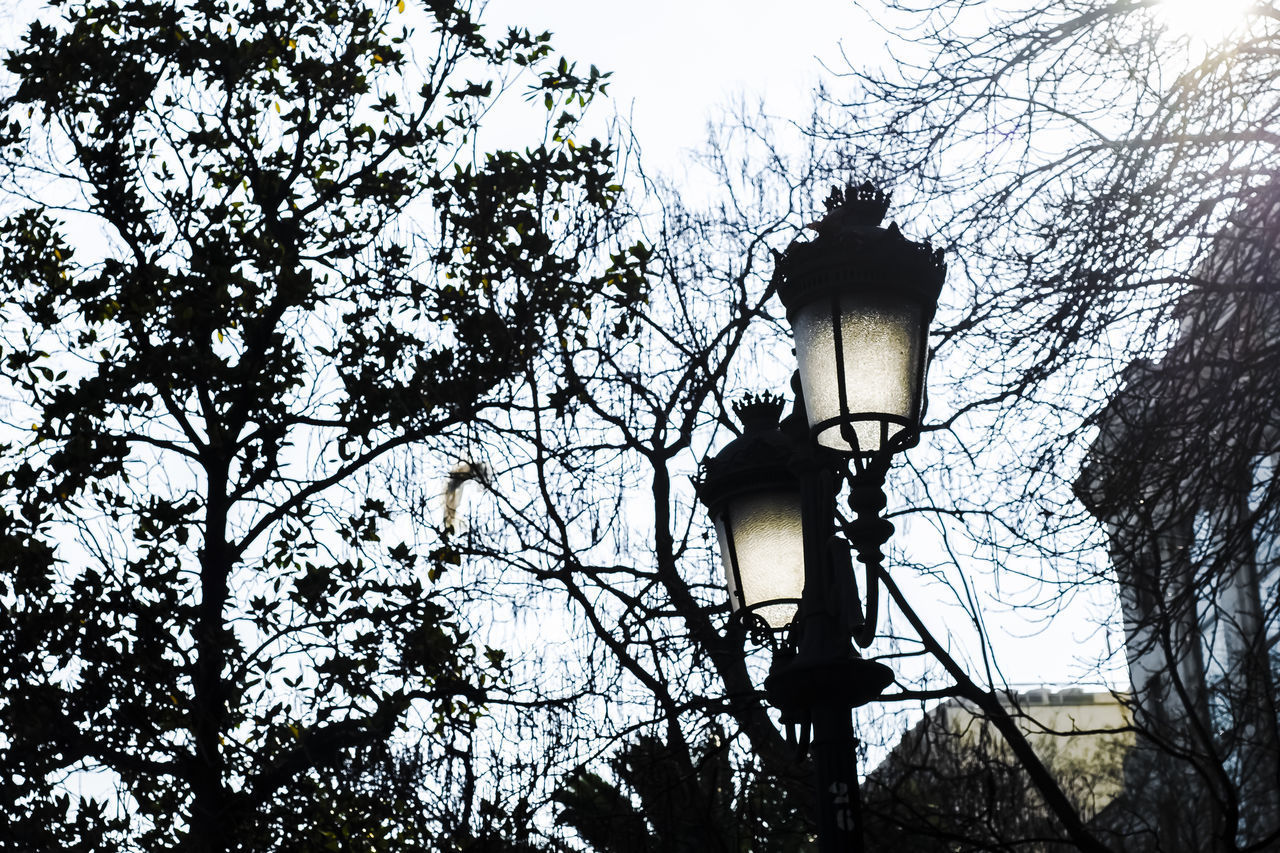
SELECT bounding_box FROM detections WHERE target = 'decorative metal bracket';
[843,464,895,649]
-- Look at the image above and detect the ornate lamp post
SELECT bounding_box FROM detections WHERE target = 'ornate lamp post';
[697,182,946,852]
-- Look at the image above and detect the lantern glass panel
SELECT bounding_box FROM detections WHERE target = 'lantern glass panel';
[793,296,924,454]
[714,489,804,629]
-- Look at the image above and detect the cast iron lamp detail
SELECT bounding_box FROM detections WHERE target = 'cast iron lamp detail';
[697,181,946,853]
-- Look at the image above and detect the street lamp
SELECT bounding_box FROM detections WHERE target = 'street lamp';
[778,182,941,462]
[697,181,946,853]
[698,394,806,636]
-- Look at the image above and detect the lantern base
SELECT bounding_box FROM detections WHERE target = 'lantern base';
[764,650,894,713]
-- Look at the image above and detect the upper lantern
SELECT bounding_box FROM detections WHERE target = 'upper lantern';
[774,182,946,458]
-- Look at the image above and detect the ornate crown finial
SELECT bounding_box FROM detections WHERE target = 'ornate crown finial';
[732,392,785,430]
[826,180,891,226]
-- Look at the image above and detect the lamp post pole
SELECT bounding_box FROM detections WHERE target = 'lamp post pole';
[763,406,893,853]
[697,180,946,852]
[791,447,865,853]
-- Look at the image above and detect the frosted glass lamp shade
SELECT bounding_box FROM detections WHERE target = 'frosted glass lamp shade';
[772,181,945,458]
[714,488,805,630]
[793,296,926,455]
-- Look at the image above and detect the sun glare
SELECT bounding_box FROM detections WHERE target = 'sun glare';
[1157,0,1253,45]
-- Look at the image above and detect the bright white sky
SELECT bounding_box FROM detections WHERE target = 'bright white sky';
[0,0,1256,822]
[0,0,1127,701]
[477,0,1126,692]
[0,0,1132,701]
[482,0,880,179]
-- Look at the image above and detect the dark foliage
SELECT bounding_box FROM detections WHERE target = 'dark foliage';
[0,0,645,848]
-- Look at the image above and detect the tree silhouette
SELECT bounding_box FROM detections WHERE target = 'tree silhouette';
[0,0,645,848]
[792,1,1280,850]
[436,1,1280,848]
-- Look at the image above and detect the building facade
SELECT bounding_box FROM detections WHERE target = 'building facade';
[1074,187,1280,850]
[865,688,1131,851]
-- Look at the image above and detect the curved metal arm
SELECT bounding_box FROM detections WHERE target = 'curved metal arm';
[854,561,880,649]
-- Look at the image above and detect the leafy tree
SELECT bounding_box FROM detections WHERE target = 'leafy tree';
[0,0,645,848]
[554,733,809,853]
